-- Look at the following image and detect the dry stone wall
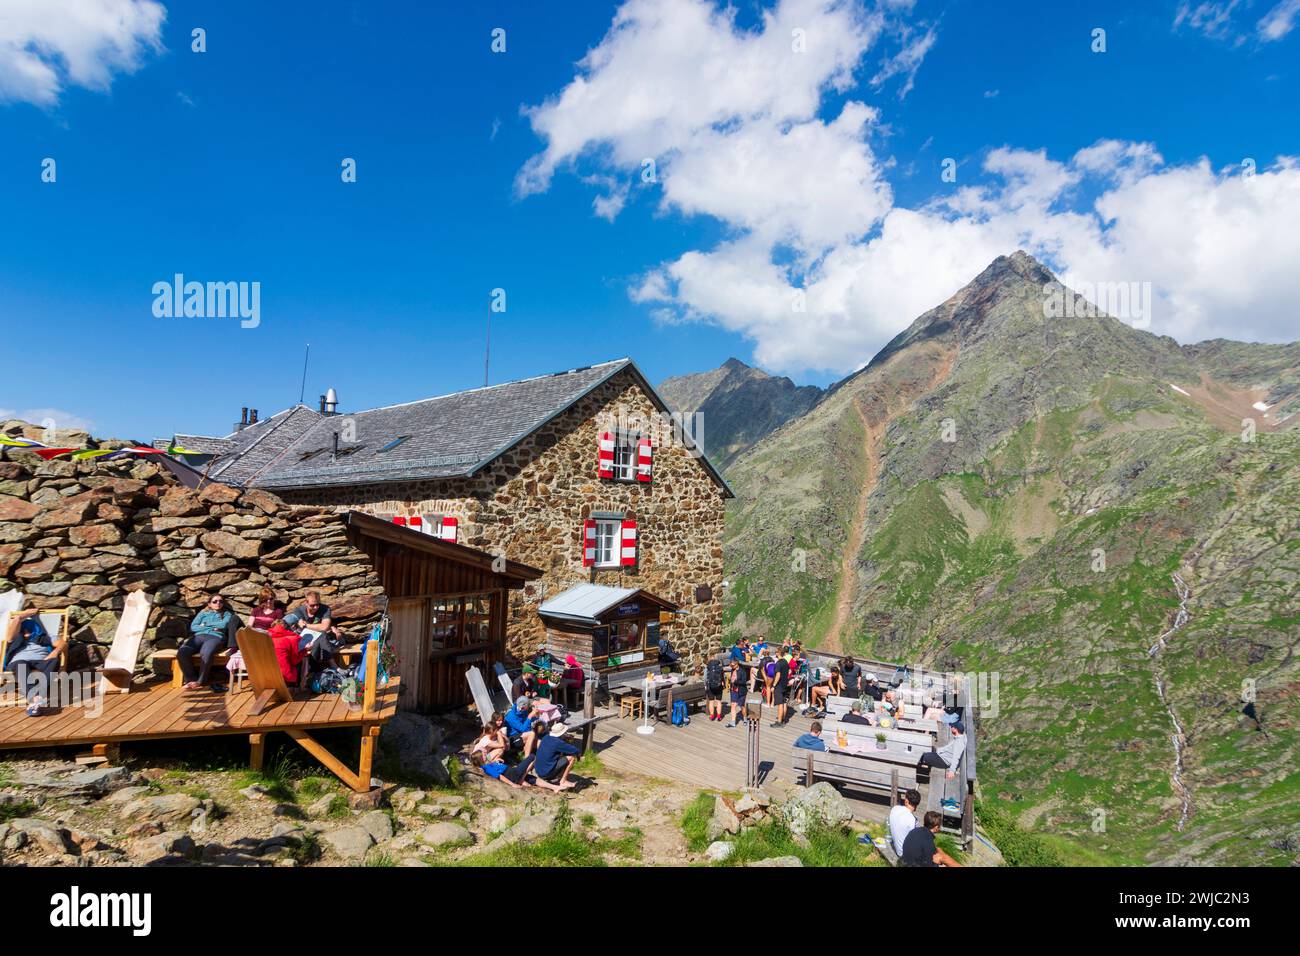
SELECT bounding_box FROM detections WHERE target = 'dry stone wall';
[274,370,728,670]
[0,429,385,674]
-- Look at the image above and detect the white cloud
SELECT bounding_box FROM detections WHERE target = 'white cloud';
[523,0,1300,377]
[0,0,166,107]
[1174,0,1300,43]
[1259,0,1300,40]
[0,407,96,433]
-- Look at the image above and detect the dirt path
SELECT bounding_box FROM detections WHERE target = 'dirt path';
[822,348,957,652]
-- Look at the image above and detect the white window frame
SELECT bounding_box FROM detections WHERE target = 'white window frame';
[594,519,621,568]
[611,431,639,482]
[419,513,444,536]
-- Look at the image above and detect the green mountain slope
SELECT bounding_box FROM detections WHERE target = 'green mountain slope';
[723,252,1300,865]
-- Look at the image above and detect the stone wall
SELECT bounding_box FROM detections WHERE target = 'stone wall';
[0,436,385,673]
[275,369,728,669]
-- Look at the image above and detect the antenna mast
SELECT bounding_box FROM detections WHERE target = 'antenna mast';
[299,343,311,404]
[484,300,491,387]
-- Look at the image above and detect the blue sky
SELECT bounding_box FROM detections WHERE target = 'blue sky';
[1,0,1297,441]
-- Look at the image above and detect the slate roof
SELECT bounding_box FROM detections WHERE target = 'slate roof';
[172,434,237,455]
[208,405,325,486]
[199,359,733,496]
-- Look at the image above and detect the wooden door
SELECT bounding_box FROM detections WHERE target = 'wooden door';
[387,597,427,711]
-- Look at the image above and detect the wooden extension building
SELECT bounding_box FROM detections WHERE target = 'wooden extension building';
[538,583,680,677]
[344,511,541,712]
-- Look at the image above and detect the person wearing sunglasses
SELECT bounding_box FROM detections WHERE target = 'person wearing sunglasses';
[178,594,241,691]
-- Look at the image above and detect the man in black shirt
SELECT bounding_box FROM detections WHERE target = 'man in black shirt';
[862,673,885,702]
[770,653,791,727]
[841,700,873,725]
[901,811,962,867]
[840,657,862,698]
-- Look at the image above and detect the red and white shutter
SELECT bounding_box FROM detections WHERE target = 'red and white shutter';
[597,431,615,479]
[582,520,597,567]
[439,517,458,542]
[392,516,408,527]
[620,519,638,566]
[636,437,653,483]
[407,515,423,532]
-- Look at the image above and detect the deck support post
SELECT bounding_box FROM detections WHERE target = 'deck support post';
[359,724,379,789]
[890,767,899,806]
[249,733,266,772]
[581,678,596,754]
[805,750,814,787]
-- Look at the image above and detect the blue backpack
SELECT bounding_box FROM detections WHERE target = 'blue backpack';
[671,699,690,726]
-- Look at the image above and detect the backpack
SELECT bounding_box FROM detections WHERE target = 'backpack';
[671,700,690,726]
[705,658,723,689]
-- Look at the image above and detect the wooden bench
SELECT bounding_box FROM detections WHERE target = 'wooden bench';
[650,681,707,723]
[155,644,362,689]
[791,747,919,803]
[822,717,936,753]
[604,663,661,693]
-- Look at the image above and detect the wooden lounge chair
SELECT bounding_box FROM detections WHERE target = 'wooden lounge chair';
[1,604,70,670]
[234,627,294,716]
[97,591,151,694]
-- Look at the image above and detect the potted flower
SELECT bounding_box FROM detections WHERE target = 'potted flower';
[874,732,888,751]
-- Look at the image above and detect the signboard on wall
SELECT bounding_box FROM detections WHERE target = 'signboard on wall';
[607,651,645,667]
[614,602,641,617]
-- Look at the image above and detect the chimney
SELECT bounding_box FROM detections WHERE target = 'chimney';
[249,408,259,424]
[318,394,327,414]
[331,432,340,459]
[234,407,249,432]
[324,388,339,415]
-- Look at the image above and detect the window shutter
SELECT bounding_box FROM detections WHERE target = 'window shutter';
[620,519,638,567]
[637,437,653,483]
[392,516,408,527]
[440,517,458,542]
[598,431,615,479]
[582,520,597,567]
[407,515,423,532]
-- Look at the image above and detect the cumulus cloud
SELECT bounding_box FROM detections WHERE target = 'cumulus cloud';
[0,0,166,107]
[523,0,1300,376]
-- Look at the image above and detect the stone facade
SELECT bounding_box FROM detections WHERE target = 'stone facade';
[274,370,728,669]
[0,439,385,672]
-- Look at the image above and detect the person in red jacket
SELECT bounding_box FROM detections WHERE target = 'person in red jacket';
[267,621,307,685]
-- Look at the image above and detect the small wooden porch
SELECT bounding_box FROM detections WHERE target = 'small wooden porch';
[0,669,400,792]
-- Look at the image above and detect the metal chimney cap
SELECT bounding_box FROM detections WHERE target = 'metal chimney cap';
[325,388,338,404]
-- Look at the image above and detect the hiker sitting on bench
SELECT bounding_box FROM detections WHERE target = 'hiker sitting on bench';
[512,669,539,701]
[532,722,580,792]
[794,721,827,751]
[284,591,342,670]
[809,666,843,711]
[504,696,542,756]
[841,700,874,725]
[917,721,966,779]
[4,609,66,716]
[657,636,681,672]
[178,594,240,691]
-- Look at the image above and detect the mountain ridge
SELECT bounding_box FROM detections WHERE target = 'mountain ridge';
[719,251,1299,866]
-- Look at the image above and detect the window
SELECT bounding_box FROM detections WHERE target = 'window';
[612,437,638,481]
[593,519,620,568]
[427,592,496,654]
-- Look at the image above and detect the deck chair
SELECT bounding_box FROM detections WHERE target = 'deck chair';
[97,591,151,694]
[235,627,293,716]
[0,590,24,656]
[1,603,70,670]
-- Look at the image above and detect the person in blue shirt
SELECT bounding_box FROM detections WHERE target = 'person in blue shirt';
[728,637,749,664]
[178,594,240,691]
[4,609,66,716]
[503,696,540,756]
[532,723,580,791]
[793,721,827,752]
